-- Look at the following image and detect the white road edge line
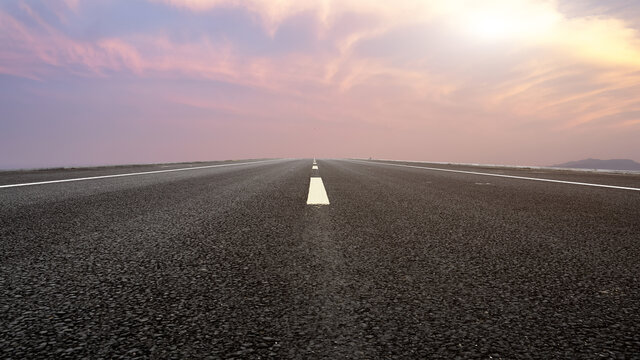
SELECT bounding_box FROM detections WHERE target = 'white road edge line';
[307,177,330,205]
[0,159,280,189]
[353,160,640,192]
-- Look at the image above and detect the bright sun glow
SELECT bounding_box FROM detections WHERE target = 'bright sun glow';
[470,11,522,40]
[458,2,560,41]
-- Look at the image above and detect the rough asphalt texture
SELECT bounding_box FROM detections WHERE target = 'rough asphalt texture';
[1,159,639,359]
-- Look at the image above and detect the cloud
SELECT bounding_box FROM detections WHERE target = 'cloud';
[553,16,640,67]
[1,0,639,166]
[0,4,144,79]
[148,0,640,71]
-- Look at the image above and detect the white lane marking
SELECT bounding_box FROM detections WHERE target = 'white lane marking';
[313,159,317,165]
[307,177,330,205]
[353,160,640,192]
[368,158,640,175]
[312,165,318,170]
[0,160,280,189]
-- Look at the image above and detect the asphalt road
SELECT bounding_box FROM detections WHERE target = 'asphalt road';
[1,159,639,359]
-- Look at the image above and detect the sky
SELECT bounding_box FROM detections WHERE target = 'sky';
[1,0,639,169]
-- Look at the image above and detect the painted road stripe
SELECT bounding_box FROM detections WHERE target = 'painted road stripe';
[354,160,640,192]
[312,165,318,170]
[307,177,330,205]
[0,160,279,189]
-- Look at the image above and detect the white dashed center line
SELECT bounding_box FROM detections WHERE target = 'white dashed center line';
[307,161,330,205]
[307,178,330,205]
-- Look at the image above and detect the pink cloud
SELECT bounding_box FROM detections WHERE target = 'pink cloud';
[1,0,639,167]
[0,6,143,79]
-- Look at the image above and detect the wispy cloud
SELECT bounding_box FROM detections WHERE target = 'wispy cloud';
[1,0,639,167]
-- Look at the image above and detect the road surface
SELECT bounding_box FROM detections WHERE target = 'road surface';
[1,159,639,358]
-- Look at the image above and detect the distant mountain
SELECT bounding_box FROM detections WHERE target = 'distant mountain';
[552,158,640,171]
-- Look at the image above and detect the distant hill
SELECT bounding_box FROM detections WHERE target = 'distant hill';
[552,158,640,171]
